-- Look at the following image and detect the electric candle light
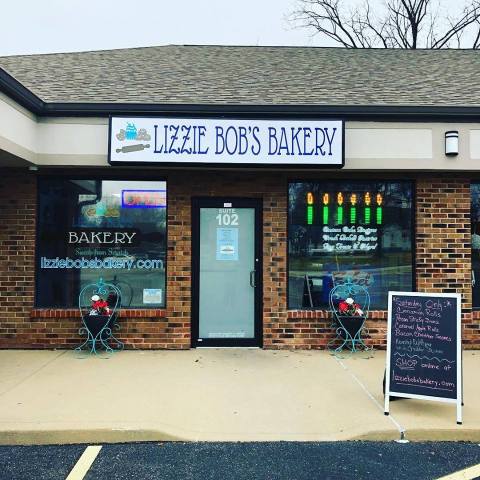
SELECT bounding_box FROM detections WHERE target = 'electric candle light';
[376,193,383,225]
[323,193,329,224]
[364,192,371,224]
[337,192,344,225]
[350,193,357,224]
[307,192,314,225]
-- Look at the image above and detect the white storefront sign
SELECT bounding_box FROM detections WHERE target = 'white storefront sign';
[109,117,344,167]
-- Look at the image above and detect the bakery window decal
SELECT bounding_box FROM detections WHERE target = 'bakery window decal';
[115,122,151,154]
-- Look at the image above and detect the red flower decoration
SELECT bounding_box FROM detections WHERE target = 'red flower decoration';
[337,298,363,316]
[91,299,110,315]
[339,301,348,313]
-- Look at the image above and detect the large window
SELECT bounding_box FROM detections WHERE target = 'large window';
[471,183,480,308]
[37,178,167,308]
[288,181,413,309]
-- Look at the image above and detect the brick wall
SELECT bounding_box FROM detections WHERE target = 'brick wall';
[0,170,36,347]
[283,310,387,350]
[167,171,288,349]
[1,169,479,349]
[28,309,171,349]
[416,178,478,348]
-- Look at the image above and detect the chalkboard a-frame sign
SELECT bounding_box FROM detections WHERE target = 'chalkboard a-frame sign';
[384,292,462,424]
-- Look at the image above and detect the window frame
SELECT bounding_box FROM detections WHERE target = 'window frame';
[34,173,168,309]
[286,178,416,311]
[470,181,480,310]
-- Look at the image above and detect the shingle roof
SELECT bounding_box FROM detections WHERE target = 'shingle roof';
[0,45,479,106]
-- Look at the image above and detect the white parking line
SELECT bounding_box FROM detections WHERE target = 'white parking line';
[435,463,480,480]
[65,445,102,480]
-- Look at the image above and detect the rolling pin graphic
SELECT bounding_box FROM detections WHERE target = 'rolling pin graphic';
[116,144,150,153]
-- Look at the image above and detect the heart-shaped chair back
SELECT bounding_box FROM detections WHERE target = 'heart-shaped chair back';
[78,278,121,338]
[329,281,370,320]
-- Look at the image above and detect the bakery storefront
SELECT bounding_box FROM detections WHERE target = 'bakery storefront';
[0,46,478,349]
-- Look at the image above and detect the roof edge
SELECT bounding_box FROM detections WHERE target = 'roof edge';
[42,103,480,122]
[2,66,480,121]
[0,67,44,114]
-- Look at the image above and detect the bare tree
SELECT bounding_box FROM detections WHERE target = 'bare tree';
[292,0,480,48]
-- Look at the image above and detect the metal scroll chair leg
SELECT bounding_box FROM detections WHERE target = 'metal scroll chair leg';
[101,314,124,350]
[75,327,94,357]
[327,324,350,356]
[108,330,124,350]
[98,327,114,355]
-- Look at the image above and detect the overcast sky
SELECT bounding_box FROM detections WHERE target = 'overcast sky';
[0,0,469,57]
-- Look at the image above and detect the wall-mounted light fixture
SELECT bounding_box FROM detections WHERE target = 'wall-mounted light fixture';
[445,131,459,156]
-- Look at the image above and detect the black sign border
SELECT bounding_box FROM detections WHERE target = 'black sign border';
[384,291,463,424]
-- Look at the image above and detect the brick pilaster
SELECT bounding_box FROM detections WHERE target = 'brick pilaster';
[0,169,36,347]
[416,178,476,347]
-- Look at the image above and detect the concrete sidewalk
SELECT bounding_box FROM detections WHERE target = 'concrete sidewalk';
[0,349,478,445]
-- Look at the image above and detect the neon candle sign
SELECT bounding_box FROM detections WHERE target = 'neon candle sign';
[350,193,357,224]
[306,192,314,225]
[364,192,371,224]
[323,193,329,224]
[305,190,382,226]
[376,193,383,224]
[337,192,344,225]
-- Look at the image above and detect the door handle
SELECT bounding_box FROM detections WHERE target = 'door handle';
[250,270,256,288]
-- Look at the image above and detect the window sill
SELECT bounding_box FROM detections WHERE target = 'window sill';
[287,310,387,319]
[30,309,167,319]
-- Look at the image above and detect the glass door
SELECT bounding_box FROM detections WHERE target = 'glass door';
[192,198,262,347]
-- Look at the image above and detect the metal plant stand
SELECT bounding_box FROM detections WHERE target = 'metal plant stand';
[327,281,373,357]
[75,278,124,355]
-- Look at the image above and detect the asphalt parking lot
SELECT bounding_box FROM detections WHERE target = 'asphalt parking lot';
[1,441,479,480]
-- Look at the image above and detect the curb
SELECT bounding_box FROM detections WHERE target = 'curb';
[1,428,479,445]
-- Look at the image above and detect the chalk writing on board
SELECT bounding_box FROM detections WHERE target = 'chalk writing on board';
[394,353,455,374]
[394,356,417,370]
[391,372,455,392]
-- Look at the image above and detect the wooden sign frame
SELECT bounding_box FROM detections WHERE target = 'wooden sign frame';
[384,291,462,424]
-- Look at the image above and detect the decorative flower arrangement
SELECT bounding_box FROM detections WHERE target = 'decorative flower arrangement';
[89,294,111,316]
[338,297,364,316]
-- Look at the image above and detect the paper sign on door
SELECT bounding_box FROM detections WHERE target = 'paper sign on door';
[216,228,239,261]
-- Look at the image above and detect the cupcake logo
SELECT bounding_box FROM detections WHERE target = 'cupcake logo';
[115,122,151,154]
